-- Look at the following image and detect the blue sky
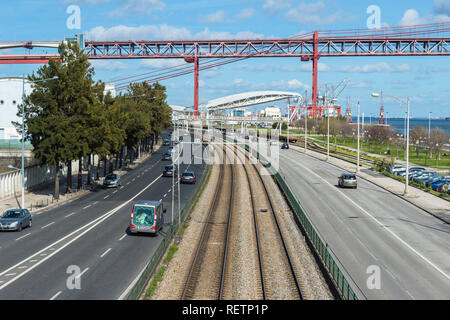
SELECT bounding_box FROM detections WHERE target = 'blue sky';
[1,0,450,118]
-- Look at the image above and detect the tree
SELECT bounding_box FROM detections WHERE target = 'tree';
[429,128,449,167]
[367,125,393,154]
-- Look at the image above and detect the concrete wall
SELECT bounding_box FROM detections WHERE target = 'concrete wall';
[0,155,100,200]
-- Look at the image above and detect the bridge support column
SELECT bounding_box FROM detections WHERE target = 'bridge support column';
[312,30,319,119]
[194,57,199,119]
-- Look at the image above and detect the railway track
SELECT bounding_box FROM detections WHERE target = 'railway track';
[292,138,376,167]
[228,143,304,300]
[181,144,234,300]
[181,136,304,300]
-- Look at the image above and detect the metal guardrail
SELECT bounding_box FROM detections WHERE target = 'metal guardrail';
[125,162,212,300]
[243,143,359,300]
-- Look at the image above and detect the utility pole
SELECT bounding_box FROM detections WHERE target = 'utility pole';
[357,101,360,173]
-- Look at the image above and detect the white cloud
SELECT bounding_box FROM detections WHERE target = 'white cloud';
[139,59,182,69]
[339,62,411,73]
[109,0,165,17]
[198,10,227,23]
[236,8,256,20]
[86,24,264,41]
[64,0,109,4]
[398,8,450,26]
[434,0,450,15]
[285,1,352,25]
[90,60,128,71]
[263,0,291,15]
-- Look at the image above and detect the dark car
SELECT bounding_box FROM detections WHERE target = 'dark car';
[103,174,121,188]
[163,138,170,146]
[0,209,32,232]
[180,171,196,184]
[162,152,172,161]
[163,164,177,177]
[338,173,357,189]
[281,143,289,149]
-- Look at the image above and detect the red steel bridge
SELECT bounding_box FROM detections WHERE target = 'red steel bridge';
[1,22,450,118]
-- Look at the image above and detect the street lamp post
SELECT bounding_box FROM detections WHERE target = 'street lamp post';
[304,109,307,153]
[357,101,360,173]
[372,92,410,195]
[428,111,432,140]
[327,111,330,161]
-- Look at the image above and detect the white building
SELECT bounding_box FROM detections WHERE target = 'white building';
[262,107,282,119]
[0,77,33,140]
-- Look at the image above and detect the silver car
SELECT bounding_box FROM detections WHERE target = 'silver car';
[338,173,358,189]
[103,173,121,188]
[0,209,32,232]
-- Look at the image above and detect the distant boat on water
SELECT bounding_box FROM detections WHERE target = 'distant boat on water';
[446,117,450,121]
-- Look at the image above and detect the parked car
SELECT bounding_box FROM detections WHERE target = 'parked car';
[162,152,172,161]
[0,209,32,232]
[180,171,196,184]
[103,174,121,188]
[424,176,444,188]
[129,200,166,236]
[281,143,289,149]
[432,179,450,191]
[413,171,437,183]
[338,173,357,189]
[163,164,177,177]
[388,165,405,174]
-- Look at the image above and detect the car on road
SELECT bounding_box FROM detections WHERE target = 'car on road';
[162,152,172,161]
[180,171,196,184]
[103,174,121,188]
[129,200,166,236]
[281,143,289,149]
[163,138,170,146]
[0,209,32,231]
[338,173,357,189]
[163,164,177,177]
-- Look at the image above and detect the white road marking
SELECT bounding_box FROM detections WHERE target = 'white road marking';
[126,182,130,185]
[0,174,163,291]
[18,266,28,269]
[93,201,99,205]
[119,234,127,241]
[132,178,136,182]
[65,212,76,218]
[75,267,89,280]
[104,195,110,199]
[292,158,450,282]
[15,233,31,241]
[113,190,118,194]
[49,291,62,300]
[29,260,37,263]
[163,193,167,198]
[83,205,91,210]
[100,248,112,258]
[5,273,16,277]
[41,222,55,229]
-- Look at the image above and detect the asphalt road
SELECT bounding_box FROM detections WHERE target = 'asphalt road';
[0,134,206,300]
[278,148,450,300]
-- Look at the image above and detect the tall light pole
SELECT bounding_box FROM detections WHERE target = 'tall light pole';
[372,92,410,195]
[19,75,58,209]
[304,108,308,153]
[327,110,330,161]
[356,101,360,173]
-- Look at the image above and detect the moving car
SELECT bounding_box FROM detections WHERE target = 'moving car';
[281,143,289,149]
[163,164,177,177]
[162,152,172,161]
[163,138,170,146]
[129,200,166,235]
[103,174,121,188]
[180,171,196,184]
[0,209,32,232]
[338,173,357,189]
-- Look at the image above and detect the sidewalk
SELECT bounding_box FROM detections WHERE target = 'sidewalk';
[0,142,162,215]
[290,144,450,224]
